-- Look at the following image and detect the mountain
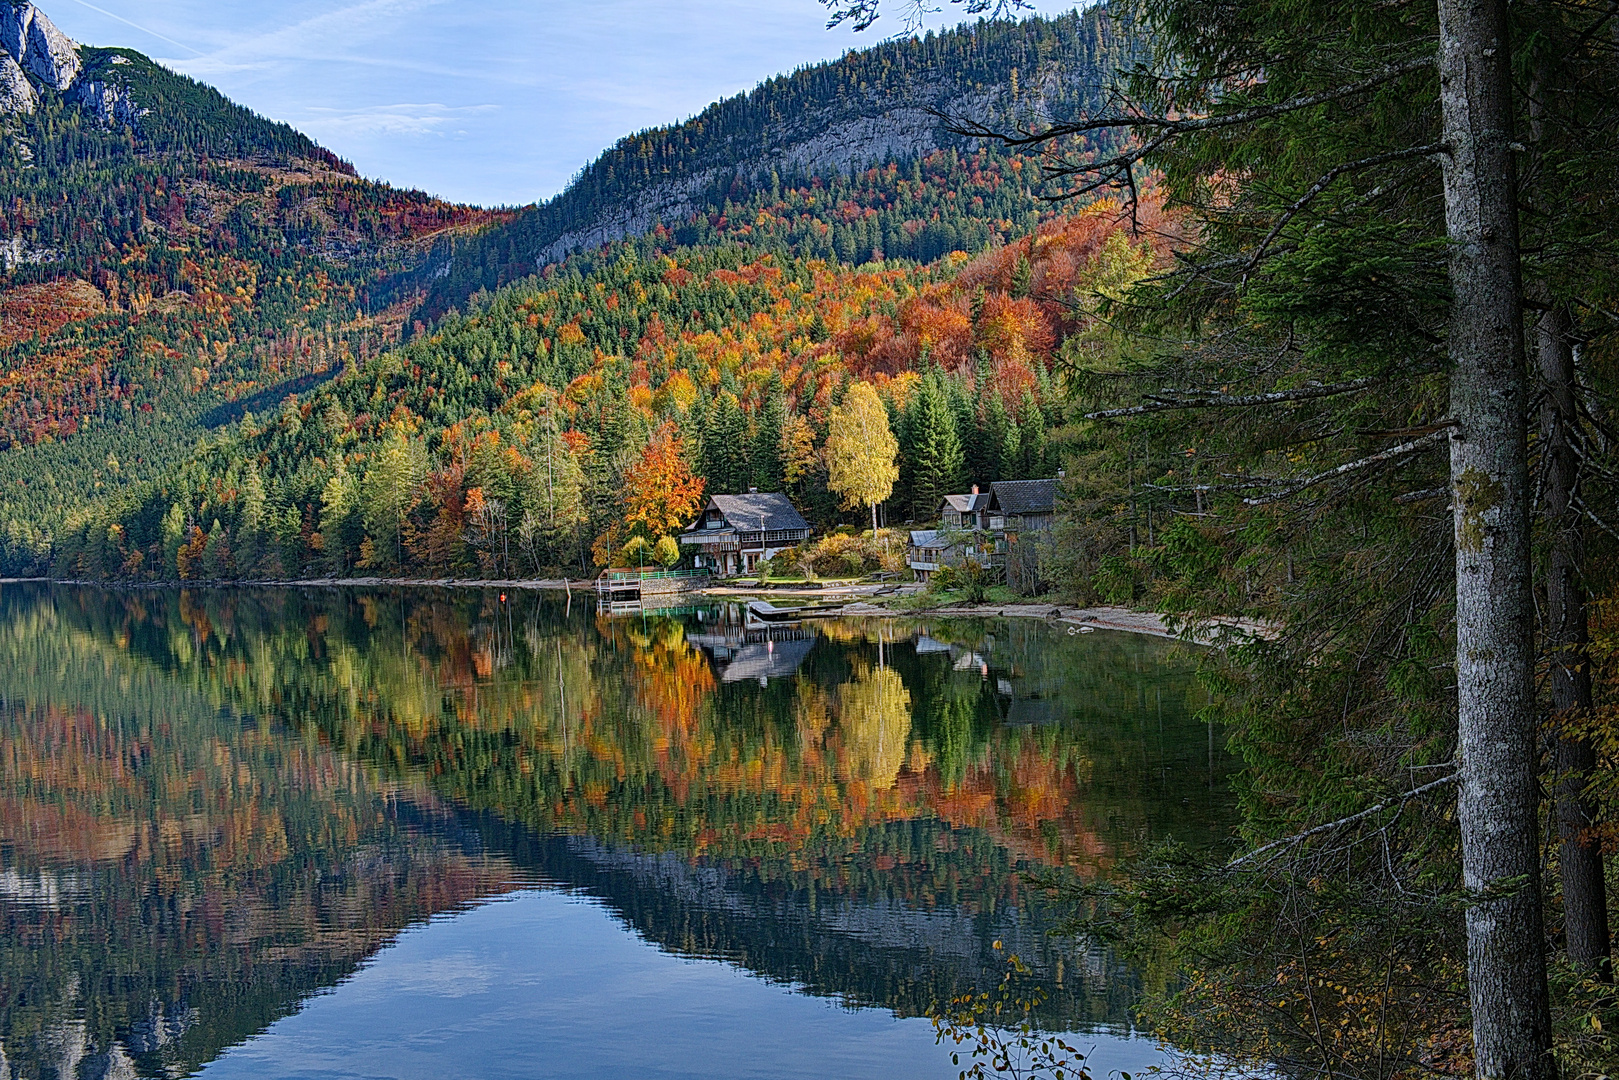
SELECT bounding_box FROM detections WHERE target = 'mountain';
[0,2,1154,579]
[0,3,504,559]
[411,5,1136,321]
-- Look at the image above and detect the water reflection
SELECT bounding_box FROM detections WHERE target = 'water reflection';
[0,583,1235,1079]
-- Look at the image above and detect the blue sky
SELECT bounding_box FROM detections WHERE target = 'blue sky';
[42,0,1080,208]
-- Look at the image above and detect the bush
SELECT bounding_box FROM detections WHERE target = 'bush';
[793,529,906,579]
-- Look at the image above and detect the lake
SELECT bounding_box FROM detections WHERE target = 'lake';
[0,583,1235,1080]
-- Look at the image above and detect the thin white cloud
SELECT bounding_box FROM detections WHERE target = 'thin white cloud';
[58,0,204,54]
[295,102,497,139]
[165,0,452,75]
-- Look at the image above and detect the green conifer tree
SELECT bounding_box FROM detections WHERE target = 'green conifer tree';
[904,376,965,521]
[751,374,788,492]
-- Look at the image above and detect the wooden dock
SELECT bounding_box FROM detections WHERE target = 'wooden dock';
[595,568,711,613]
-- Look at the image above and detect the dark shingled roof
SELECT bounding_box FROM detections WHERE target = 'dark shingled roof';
[989,479,1057,517]
[705,493,810,532]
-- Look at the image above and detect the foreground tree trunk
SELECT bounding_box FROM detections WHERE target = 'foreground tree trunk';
[1538,301,1612,978]
[1439,0,1556,1074]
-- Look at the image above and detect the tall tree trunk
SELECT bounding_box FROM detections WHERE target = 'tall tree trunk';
[1538,301,1612,978]
[1437,0,1556,1075]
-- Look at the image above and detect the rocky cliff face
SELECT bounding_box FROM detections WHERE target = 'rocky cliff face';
[532,79,1058,265]
[0,2,79,108]
[69,60,144,126]
[0,2,144,125]
[0,51,34,112]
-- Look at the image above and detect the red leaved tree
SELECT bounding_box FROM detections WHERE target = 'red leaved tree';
[623,423,705,549]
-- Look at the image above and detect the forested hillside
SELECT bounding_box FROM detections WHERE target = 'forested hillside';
[0,2,1150,578]
[37,197,1163,581]
[0,12,508,560]
[411,6,1136,320]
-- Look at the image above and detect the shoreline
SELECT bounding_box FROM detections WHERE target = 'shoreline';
[4,577,1270,645]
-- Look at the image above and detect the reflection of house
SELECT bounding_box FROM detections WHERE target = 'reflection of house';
[678,492,811,576]
[687,616,818,684]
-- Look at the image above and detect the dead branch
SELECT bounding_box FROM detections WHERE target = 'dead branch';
[1224,771,1459,871]
[1241,145,1445,278]
[1242,429,1450,506]
[1085,377,1381,420]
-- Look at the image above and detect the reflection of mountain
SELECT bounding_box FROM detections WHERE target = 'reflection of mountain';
[0,612,526,1080]
[0,583,1234,1076]
[472,819,1140,1026]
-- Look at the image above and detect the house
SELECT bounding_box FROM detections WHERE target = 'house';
[906,530,952,580]
[906,528,993,582]
[987,479,1058,533]
[940,486,992,530]
[678,491,811,576]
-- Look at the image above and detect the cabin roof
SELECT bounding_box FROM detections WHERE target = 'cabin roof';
[989,479,1058,517]
[697,492,810,533]
[941,492,991,514]
[908,529,951,550]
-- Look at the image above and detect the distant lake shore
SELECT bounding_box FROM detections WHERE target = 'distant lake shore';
[8,576,1270,644]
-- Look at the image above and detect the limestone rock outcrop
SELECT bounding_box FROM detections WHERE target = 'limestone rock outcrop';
[71,74,142,126]
[0,50,35,112]
[0,2,79,92]
[0,3,82,117]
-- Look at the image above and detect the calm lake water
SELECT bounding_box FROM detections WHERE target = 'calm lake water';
[0,583,1236,1080]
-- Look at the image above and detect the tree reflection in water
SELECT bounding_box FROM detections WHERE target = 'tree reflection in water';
[0,584,1236,1078]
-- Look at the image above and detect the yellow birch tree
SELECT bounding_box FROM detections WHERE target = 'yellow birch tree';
[824,381,898,533]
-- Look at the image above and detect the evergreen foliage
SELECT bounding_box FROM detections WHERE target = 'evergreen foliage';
[411,5,1138,319]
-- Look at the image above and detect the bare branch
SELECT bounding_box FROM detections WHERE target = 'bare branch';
[1573,495,1619,542]
[942,55,1438,148]
[1242,429,1450,505]
[1393,487,1450,504]
[1242,145,1446,278]
[1085,377,1379,420]
[820,0,1032,32]
[1224,771,1458,871]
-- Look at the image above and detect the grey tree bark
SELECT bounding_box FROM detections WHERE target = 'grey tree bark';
[1537,301,1611,978]
[1438,0,1556,1075]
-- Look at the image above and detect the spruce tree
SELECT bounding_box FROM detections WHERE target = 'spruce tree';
[983,392,1010,481]
[905,375,965,521]
[751,374,787,492]
[704,393,751,494]
[1018,392,1047,479]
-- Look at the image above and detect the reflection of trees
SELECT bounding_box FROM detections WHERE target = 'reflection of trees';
[0,597,520,1080]
[18,585,1234,880]
[0,583,1238,1054]
[836,663,911,789]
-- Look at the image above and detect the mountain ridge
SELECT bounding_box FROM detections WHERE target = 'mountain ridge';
[412,6,1134,320]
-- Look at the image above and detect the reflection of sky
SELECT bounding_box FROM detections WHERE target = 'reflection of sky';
[198,889,1169,1080]
[42,0,1083,207]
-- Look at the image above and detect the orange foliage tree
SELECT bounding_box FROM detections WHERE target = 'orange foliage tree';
[622,423,706,550]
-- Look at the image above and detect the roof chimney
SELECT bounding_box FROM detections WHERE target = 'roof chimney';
[970,484,979,495]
